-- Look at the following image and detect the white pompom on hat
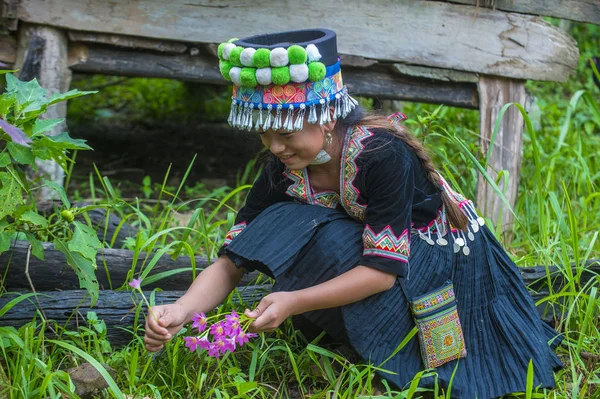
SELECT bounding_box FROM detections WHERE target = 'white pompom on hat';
[222,43,236,60]
[289,64,309,83]
[240,48,256,67]
[270,47,289,67]
[256,67,273,85]
[306,44,322,62]
[229,67,242,85]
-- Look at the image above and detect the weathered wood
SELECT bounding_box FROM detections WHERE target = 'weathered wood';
[0,287,271,346]
[17,0,578,82]
[440,0,600,25]
[67,43,480,109]
[68,31,188,53]
[0,0,19,32]
[0,240,261,291]
[14,23,70,201]
[393,64,479,83]
[0,285,565,346]
[0,33,16,64]
[476,76,526,231]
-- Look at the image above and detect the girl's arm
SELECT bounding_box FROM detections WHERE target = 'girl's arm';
[176,255,245,321]
[245,265,395,332]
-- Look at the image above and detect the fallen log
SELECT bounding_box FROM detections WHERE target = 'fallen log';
[2,239,597,293]
[0,287,271,346]
[0,240,262,291]
[0,286,560,347]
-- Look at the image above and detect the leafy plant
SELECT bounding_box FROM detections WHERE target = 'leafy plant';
[0,72,104,304]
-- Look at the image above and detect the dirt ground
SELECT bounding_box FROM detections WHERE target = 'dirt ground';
[69,119,264,192]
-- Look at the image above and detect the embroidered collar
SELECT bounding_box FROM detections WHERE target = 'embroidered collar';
[282,126,374,218]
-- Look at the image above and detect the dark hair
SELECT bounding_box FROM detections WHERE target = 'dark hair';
[334,107,469,231]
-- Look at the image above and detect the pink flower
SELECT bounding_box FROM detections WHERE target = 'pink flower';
[128,278,142,290]
[198,337,211,350]
[184,336,200,352]
[213,336,236,355]
[192,312,207,332]
[207,342,221,358]
[235,330,257,346]
[210,321,226,339]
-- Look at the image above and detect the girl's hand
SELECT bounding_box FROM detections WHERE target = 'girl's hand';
[144,303,188,352]
[245,291,299,333]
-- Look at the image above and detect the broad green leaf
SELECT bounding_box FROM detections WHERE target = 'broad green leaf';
[0,171,24,220]
[55,239,99,305]
[44,132,93,150]
[47,89,97,106]
[20,210,48,228]
[41,179,70,208]
[69,221,102,262]
[23,231,44,260]
[32,118,64,136]
[0,69,17,75]
[5,73,19,93]
[0,152,10,167]
[0,92,16,117]
[32,145,69,171]
[7,142,34,165]
[0,231,11,253]
[15,78,47,107]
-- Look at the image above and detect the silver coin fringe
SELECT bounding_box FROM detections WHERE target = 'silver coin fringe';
[228,87,359,131]
[412,200,485,257]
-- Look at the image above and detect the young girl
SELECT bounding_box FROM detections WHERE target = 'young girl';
[143,29,562,397]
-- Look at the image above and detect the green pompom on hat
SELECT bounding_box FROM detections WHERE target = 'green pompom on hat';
[219,60,233,81]
[229,47,244,67]
[240,67,258,87]
[271,66,291,85]
[218,43,226,61]
[287,45,307,64]
[253,48,271,69]
[308,62,326,82]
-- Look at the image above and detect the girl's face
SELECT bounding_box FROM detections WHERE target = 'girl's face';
[260,122,327,169]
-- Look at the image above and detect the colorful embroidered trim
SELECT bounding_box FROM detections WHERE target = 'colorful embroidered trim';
[411,282,456,315]
[362,225,410,263]
[411,281,467,369]
[283,168,339,209]
[340,126,373,220]
[224,222,247,246]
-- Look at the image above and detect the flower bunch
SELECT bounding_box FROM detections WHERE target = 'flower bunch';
[128,278,157,321]
[184,311,257,358]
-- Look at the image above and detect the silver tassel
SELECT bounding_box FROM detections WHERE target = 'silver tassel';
[263,104,273,130]
[308,103,318,124]
[272,104,283,130]
[318,99,327,125]
[255,104,264,130]
[334,93,342,119]
[227,100,237,126]
[235,102,245,128]
[246,103,254,131]
[284,105,294,131]
[294,104,306,130]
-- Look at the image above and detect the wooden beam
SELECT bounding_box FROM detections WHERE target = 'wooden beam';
[0,240,260,291]
[14,23,70,201]
[68,31,188,53]
[0,32,16,64]
[476,76,526,232]
[17,0,578,82]
[67,43,480,109]
[439,0,600,25]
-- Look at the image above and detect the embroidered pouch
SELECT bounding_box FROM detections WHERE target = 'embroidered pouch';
[410,280,467,368]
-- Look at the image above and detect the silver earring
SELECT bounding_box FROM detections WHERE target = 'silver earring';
[325,131,333,146]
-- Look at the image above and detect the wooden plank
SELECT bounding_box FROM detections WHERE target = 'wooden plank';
[0,33,16,63]
[0,240,261,291]
[476,76,526,232]
[17,0,578,82]
[439,0,600,25]
[66,43,480,109]
[68,31,188,53]
[14,23,70,201]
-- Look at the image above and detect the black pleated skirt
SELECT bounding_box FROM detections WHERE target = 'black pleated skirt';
[222,202,563,398]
